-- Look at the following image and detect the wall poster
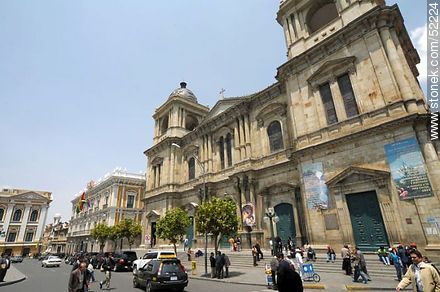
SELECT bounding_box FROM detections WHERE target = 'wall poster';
[302,161,329,209]
[384,137,433,200]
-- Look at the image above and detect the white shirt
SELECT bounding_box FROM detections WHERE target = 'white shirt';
[414,263,423,292]
[295,252,303,264]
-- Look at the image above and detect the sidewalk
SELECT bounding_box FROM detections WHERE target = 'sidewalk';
[0,265,27,287]
[185,260,411,291]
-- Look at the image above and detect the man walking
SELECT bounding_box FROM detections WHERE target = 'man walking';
[215,251,225,279]
[99,253,115,290]
[352,246,368,284]
[0,253,10,282]
[277,253,303,292]
[209,252,216,278]
[222,253,231,278]
[396,250,440,292]
[68,262,87,292]
[341,244,352,275]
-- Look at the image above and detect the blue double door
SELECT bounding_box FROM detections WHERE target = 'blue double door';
[346,191,389,251]
[275,203,296,245]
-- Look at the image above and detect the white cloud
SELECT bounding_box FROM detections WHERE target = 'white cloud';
[410,25,427,84]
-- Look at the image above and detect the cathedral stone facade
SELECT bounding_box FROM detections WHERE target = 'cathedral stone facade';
[142,0,440,257]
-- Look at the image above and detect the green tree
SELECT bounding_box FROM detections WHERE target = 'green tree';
[108,225,120,252]
[156,208,191,255]
[196,197,239,254]
[90,223,110,252]
[117,219,142,250]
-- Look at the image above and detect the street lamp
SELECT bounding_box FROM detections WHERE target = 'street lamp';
[172,143,208,277]
[264,207,279,256]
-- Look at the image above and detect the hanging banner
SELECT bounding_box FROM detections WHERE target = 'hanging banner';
[302,162,329,209]
[384,137,433,200]
[242,203,256,227]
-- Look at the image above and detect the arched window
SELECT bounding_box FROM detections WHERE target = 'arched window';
[185,115,199,131]
[13,209,22,222]
[219,137,225,169]
[307,2,339,33]
[267,121,284,153]
[160,115,169,135]
[225,133,232,167]
[29,210,39,222]
[188,157,195,180]
[0,208,4,221]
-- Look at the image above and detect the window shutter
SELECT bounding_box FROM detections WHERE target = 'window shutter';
[338,74,359,118]
[319,83,338,125]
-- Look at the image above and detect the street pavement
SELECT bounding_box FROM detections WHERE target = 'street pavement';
[1,256,413,291]
[0,258,285,292]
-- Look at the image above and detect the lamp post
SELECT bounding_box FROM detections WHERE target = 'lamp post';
[264,207,279,256]
[172,143,208,276]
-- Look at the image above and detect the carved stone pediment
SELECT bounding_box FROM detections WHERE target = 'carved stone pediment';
[10,191,50,202]
[326,166,390,188]
[256,103,287,127]
[307,56,357,89]
[146,209,160,218]
[151,157,164,166]
[205,98,242,120]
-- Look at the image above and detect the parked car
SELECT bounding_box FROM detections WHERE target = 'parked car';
[132,251,176,274]
[42,256,62,267]
[133,258,188,292]
[10,256,23,263]
[112,251,138,272]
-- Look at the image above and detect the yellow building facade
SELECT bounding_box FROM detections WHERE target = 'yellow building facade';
[0,188,52,256]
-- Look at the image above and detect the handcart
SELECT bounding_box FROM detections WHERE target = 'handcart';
[301,263,320,282]
[264,264,274,288]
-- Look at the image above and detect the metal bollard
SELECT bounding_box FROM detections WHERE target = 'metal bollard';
[191,261,197,275]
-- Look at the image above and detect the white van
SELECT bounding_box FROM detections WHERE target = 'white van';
[132,250,177,274]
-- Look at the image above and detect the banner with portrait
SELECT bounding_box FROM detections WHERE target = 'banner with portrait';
[242,203,256,227]
[384,137,433,200]
[302,161,329,209]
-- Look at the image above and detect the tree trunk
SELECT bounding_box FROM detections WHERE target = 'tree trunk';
[214,234,219,254]
[173,243,177,256]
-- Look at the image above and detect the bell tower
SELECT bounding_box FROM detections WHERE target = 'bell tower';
[277,0,385,59]
[152,82,209,145]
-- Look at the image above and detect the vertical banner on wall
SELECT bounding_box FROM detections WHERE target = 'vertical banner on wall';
[242,203,256,227]
[384,137,433,200]
[302,162,329,209]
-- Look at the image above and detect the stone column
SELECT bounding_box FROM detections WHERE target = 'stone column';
[379,25,418,113]
[234,123,241,161]
[170,147,175,184]
[239,116,246,158]
[244,114,251,156]
[208,135,213,172]
[17,204,32,242]
[36,205,48,241]
[0,203,15,242]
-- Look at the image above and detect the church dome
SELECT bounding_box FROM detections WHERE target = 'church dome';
[168,82,197,102]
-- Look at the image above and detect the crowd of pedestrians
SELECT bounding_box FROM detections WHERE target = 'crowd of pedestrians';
[68,252,115,291]
[209,251,230,279]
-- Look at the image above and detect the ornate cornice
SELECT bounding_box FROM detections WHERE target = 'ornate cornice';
[276,5,417,82]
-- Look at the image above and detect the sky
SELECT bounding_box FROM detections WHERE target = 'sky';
[0,1,427,223]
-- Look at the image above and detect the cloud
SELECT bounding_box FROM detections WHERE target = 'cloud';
[410,25,427,84]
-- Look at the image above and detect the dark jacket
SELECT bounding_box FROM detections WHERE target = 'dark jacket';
[277,260,303,292]
[210,255,216,268]
[102,257,115,271]
[68,268,86,292]
[215,254,224,268]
